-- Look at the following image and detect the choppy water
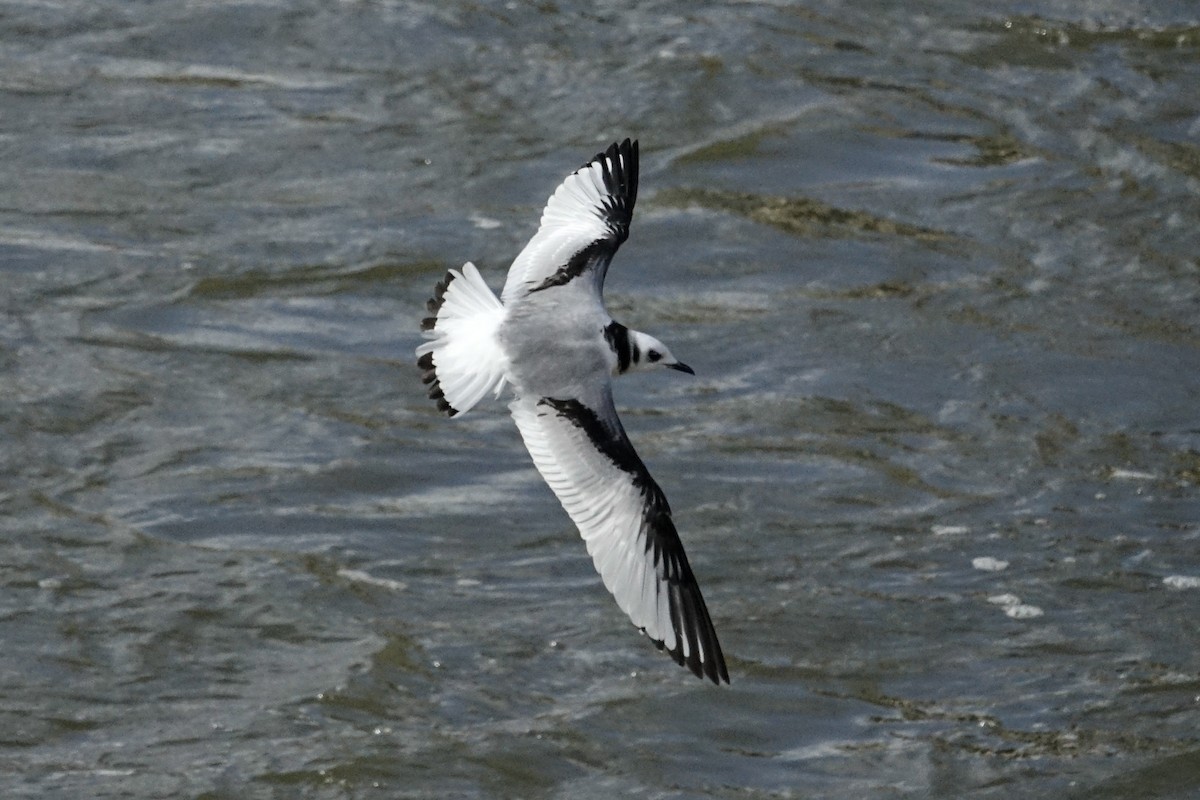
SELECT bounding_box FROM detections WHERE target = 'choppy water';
[3,1,1200,798]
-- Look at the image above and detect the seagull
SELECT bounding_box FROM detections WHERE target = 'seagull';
[416,139,728,684]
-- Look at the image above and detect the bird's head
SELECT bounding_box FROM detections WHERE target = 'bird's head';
[627,330,694,376]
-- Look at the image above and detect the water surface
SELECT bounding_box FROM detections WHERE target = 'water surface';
[2,1,1199,798]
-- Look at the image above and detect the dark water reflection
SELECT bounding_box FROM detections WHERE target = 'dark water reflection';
[3,1,1199,798]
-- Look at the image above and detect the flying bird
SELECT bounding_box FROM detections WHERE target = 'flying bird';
[416,139,728,684]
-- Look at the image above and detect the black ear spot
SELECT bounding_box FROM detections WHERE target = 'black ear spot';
[647,350,662,363]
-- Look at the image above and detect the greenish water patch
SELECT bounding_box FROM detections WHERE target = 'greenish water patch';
[657,187,952,242]
[676,124,792,164]
[1173,450,1200,486]
[188,261,440,300]
[982,17,1200,52]
[936,132,1033,167]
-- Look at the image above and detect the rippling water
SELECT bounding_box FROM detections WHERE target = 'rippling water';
[3,1,1199,798]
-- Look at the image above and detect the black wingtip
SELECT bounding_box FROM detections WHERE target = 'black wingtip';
[589,138,638,237]
[648,618,729,685]
[637,545,727,684]
[657,518,729,685]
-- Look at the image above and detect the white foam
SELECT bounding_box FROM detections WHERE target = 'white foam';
[986,593,1042,619]
[1109,468,1156,480]
[1004,604,1044,619]
[336,569,407,592]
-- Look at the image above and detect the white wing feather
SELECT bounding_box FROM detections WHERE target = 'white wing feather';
[501,140,637,303]
[509,389,727,683]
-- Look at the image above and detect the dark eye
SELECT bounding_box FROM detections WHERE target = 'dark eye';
[647,350,662,362]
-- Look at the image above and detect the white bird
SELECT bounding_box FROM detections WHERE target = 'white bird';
[416,140,728,684]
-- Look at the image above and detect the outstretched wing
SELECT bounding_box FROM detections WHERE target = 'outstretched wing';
[501,139,639,304]
[509,387,728,684]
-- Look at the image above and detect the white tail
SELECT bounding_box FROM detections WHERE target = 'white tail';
[416,263,508,416]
